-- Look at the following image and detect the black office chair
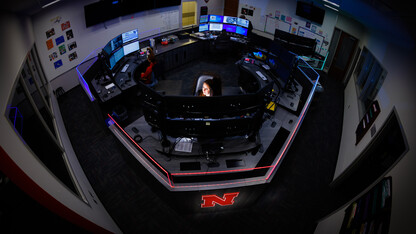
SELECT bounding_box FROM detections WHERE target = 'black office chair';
[212,30,231,57]
[238,65,260,93]
[152,59,165,81]
[193,74,222,96]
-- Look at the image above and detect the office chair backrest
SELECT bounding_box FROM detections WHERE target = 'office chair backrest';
[194,75,214,96]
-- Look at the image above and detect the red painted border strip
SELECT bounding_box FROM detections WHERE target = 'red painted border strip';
[0,146,114,234]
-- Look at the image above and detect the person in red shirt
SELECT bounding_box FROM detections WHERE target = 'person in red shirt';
[140,48,156,84]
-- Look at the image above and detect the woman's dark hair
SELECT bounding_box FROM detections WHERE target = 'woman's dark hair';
[205,76,222,96]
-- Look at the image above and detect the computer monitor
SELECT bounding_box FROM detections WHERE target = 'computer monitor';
[223,24,236,33]
[237,18,249,28]
[103,42,112,56]
[236,26,248,36]
[121,29,138,43]
[200,15,208,24]
[110,35,123,51]
[223,16,237,24]
[209,23,223,31]
[123,41,140,55]
[266,42,298,89]
[199,23,209,32]
[109,48,124,70]
[138,80,273,141]
[209,15,223,23]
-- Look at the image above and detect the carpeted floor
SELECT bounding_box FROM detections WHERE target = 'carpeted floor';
[53,51,349,234]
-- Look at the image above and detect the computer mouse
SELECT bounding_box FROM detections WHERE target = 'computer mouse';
[132,127,139,134]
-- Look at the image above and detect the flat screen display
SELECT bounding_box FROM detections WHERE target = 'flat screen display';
[209,15,223,23]
[236,26,248,36]
[199,23,209,32]
[237,18,249,28]
[200,15,208,23]
[123,41,140,55]
[122,29,138,43]
[103,34,123,55]
[110,35,123,51]
[223,24,236,33]
[109,48,124,70]
[296,1,325,24]
[223,16,237,24]
[103,42,112,55]
[209,23,223,31]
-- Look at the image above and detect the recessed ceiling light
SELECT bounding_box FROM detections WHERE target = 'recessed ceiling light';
[323,0,340,8]
[42,0,61,9]
[324,4,339,12]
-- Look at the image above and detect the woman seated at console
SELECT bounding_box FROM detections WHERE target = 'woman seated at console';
[140,48,156,84]
[196,74,222,96]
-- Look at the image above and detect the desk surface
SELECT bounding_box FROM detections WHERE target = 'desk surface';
[100,34,318,192]
[154,38,199,55]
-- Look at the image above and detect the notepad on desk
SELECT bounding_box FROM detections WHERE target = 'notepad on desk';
[174,138,193,153]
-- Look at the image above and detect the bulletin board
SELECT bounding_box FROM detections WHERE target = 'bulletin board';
[298,27,325,51]
[265,16,291,34]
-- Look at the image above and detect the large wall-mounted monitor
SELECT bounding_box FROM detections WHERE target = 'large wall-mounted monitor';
[84,1,121,28]
[84,0,181,27]
[209,23,223,31]
[296,1,325,25]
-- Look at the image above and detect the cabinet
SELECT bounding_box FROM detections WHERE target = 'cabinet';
[340,177,392,234]
[157,40,204,71]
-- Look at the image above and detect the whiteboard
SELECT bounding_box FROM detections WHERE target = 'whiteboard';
[265,16,277,34]
[298,27,324,49]
[265,16,291,34]
[277,20,291,33]
[136,9,180,39]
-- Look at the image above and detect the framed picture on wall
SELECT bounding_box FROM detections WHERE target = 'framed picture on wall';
[46,28,55,38]
[46,39,54,50]
[68,52,78,61]
[68,41,77,51]
[55,35,65,45]
[54,59,63,69]
[61,21,71,31]
[66,29,74,40]
[59,44,66,55]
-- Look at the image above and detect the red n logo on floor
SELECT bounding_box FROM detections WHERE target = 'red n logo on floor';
[201,192,240,208]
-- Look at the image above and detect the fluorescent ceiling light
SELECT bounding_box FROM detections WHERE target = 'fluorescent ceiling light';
[324,4,339,11]
[42,0,61,8]
[323,0,340,8]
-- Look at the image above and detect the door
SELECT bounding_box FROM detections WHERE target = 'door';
[328,30,358,83]
[224,0,239,17]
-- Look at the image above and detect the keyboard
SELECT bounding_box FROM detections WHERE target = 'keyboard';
[121,64,129,73]
[256,71,267,81]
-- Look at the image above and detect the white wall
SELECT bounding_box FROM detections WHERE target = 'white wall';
[317,12,416,234]
[31,0,182,83]
[0,10,121,233]
[34,0,224,92]
[237,0,337,54]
